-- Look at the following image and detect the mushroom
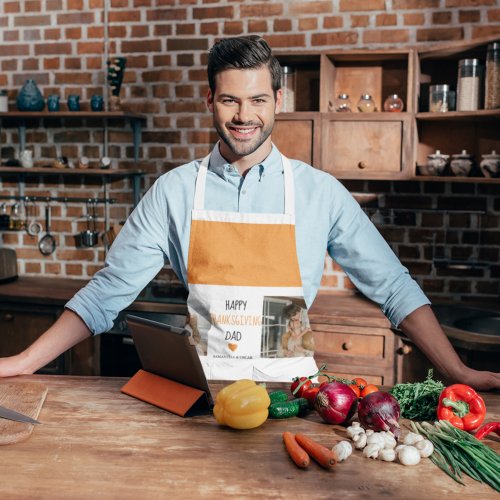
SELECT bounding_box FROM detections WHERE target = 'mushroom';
[353,432,367,449]
[398,445,421,466]
[415,439,434,458]
[346,422,365,439]
[366,432,386,449]
[381,432,397,450]
[378,448,396,462]
[403,432,424,446]
[332,441,353,462]
[363,443,381,459]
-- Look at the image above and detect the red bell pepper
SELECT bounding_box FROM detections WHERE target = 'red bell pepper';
[437,384,486,431]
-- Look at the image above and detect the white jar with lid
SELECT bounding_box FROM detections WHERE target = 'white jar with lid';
[0,90,8,112]
[280,66,295,112]
[457,59,483,111]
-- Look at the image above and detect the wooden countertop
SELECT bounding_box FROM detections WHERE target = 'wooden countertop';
[1,375,499,499]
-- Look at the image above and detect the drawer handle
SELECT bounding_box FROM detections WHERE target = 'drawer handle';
[122,337,134,346]
[4,313,14,321]
[358,161,367,169]
[398,345,412,355]
[342,341,352,351]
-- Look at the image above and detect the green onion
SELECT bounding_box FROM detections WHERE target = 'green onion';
[412,420,500,492]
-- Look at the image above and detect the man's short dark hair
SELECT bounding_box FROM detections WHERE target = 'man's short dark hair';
[207,35,282,96]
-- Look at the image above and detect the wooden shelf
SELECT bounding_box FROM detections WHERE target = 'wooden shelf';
[0,111,146,120]
[416,110,500,121]
[0,166,143,177]
[411,174,500,183]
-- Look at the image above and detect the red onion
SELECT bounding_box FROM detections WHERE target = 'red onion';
[357,391,401,437]
[314,382,358,425]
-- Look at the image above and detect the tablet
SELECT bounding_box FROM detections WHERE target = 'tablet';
[126,314,213,406]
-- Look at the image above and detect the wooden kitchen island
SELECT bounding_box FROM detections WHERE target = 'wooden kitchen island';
[1,375,499,499]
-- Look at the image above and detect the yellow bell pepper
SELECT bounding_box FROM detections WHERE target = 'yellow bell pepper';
[213,379,271,430]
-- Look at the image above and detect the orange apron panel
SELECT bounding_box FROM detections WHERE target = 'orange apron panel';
[188,219,302,287]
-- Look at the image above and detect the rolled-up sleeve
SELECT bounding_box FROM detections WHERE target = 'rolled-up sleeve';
[65,176,170,334]
[326,180,430,327]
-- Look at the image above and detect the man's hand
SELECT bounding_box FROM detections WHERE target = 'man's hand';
[0,354,32,378]
[458,367,500,392]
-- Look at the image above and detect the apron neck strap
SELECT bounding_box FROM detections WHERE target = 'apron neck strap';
[194,145,295,216]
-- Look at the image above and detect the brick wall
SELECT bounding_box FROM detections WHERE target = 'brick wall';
[0,0,499,302]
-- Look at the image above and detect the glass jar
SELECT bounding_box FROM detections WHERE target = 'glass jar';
[450,149,473,177]
[383,94,404,112]
[357,94,375,112]
[457,58,483,111]
[429,84,455,112]
[0,90,7,112]
[280,66,295,112]
[334,93,352,112]
[485,42,500,109]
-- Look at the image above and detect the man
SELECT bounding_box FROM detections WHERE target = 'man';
[1,36,498,388]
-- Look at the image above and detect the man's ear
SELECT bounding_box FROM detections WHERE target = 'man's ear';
[275,88,283,114]
[207,88,214,112]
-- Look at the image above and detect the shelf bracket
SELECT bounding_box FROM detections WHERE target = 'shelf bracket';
[131,119,141,162]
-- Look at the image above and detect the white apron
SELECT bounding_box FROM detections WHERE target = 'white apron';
[186,148,318,382]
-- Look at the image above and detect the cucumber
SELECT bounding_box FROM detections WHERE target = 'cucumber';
[268,398,309,419]
[268,390,289,404]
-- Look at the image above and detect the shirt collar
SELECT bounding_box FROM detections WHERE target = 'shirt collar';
[207,142,283,179]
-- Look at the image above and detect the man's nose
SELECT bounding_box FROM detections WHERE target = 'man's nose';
[234,102,251,123]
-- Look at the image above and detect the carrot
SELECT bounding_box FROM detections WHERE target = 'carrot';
[282,431,310,469]
[295,433,336,470]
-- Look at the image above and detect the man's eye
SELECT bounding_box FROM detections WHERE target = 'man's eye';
[222,99,236,104]
[253,99,266,104]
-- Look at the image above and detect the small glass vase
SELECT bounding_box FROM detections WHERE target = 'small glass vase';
[357,94,376,112]
[16,79,45,111]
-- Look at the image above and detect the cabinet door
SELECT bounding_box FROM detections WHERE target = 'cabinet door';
[320,115,412,179]
[0,306,63,374]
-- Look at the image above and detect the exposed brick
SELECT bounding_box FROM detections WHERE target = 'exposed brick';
[393,0,439,7]
[240,3,282,17]
[459,9,481,22]
[176,54,194,66]
[472,25,500,38]
[312,31,358,46]
[376,14,397,26]
[4,2,21,13]
[432,11,453,24]
[320,275,339,287]
[26,1,42,12]
[57,13,96,24]
[111,0,129,6]
[299,18,318,30]
[351,15,370,27]
[177,24,196,35]
[22,58,39,71]
[65,27,82,39]
[404,13,425,25]
[152,54,171,66]
[147,8,187,21]
[131,25,150,38]
[193,6,234,19]
[200,22,219,35]
[416,27,464,42]
[364,29,410,44]
[324,16,343,29]
[446,0,495,5]
[3,30,19,42]
[45,57,61,70]
[108,26,127,37]
[44,28,61,40]
[274,19,292,32]
[265,33,307,48]
[168,38,209,51]
[143,69,183,82]
[488,9,500,21]
[68,0,84,8]
[34,42,72,55]
[289,1,333,15]
[339,0,385,11]
[248,19,268,32]
[122,39,162,53]
[143,131,182,143]
[165,100,206,113]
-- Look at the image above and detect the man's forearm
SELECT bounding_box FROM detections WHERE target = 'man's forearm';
[0,309,92,376]
[398,304,466,382]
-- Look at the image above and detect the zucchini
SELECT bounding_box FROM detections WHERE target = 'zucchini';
[268,390,289,404]
[268,398,309,419]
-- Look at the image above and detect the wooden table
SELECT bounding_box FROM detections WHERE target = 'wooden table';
[1,375,499,499]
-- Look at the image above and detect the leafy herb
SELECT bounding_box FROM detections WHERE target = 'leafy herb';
[389,369,444,421]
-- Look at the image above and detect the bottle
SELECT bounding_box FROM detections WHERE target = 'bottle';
[429,84,455,112]
[357,94,376,112]
[383,94,404,112]
[457,58,483,111]
[0,203,9,230]
[485,42,500,109]
[280,66,296,112]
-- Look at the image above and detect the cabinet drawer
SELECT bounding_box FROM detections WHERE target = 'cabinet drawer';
[322,119,402,175]
[314,329,384,358]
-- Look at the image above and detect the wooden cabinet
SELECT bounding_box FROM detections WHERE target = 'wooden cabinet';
[308,293,398,385]
[273,36,500,183]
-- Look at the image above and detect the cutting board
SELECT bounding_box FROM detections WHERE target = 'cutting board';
[0,380,47,445]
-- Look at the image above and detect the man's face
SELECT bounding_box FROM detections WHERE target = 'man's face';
[207,66,282,160]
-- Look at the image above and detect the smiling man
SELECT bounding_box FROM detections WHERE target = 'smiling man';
[0,36,498,389]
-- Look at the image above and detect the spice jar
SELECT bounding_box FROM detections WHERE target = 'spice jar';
[334,93,352,112]
[450,150,473,177]
[357,94,376,112]
[0,90,7,112]
[485,42,500,109]
[457,58,483,111]
[421,150,449,176]
[429,84,455,112]
[479,150,500,178]
[280,66,295,112]
[383,94,404,112]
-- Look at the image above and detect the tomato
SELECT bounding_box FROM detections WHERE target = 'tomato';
[302,386,320,408]
[352,377,367,389]
[290,377,312,398]
[360,384,379,398]
[349,384,361,398]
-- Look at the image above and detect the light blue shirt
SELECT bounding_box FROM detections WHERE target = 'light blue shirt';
[66,144,429,334]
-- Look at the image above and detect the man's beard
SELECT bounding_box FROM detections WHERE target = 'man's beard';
[215,119,274,158]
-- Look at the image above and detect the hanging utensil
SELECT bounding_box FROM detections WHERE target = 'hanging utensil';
[38,203,56,256]
[27,199,42,236]
[80,200,98,247]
